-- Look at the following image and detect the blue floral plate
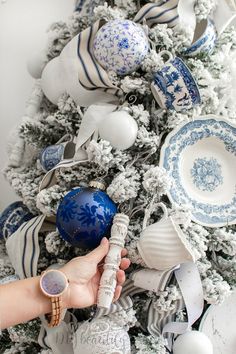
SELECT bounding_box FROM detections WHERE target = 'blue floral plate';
[160,116,236,227]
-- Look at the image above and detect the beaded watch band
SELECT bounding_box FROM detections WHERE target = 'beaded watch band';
[39,269,69,328]
[46,297,63,327]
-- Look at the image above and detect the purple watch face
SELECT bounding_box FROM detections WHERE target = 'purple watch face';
[41,270,67,296]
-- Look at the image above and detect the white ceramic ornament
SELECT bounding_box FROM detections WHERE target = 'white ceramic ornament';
[59,34,117,107]
[173,331,213,354]
[73,317,131,354]
[98,110,138,150]
[27,51,47,79]
[41,57,65,105]
[199,290,236,354]
[137,203,195,270]
[97,213,130,309]
[93,19,149,75]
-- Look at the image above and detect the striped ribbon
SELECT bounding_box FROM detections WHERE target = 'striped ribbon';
[5,216,75,354]
[162,262,204,335]
[145,263,203,352]
[6,215,47,279]
[95,268,174,329]
[134,0,179,28]
[96,295,134,319]
[76,20,121,96]
[39,155,88,191]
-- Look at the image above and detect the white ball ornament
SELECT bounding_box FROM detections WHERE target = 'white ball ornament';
[93,19,149,75]
[173,331,213,354]
[41,57,65,105]
[27,51,47,79]
[98,110,138,150]
[73,317,131,354]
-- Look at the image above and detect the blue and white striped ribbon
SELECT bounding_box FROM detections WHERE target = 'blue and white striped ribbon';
[76,20,120,96]
[5,216,75,354]
[6,215,46,279]
[39,157,88,191]
[96,295,133,319]
[95,268,174,328]
[134,0,179,28]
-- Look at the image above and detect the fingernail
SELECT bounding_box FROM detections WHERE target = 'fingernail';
[101,237,108,245]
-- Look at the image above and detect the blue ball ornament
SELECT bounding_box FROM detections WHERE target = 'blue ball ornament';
[0,201,34,239]
[56,185,117,249]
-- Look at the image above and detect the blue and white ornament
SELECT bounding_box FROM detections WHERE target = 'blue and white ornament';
[0,201,34,239]
[93,19,149,75]
[56,181,117,249]
[40,144,65,172]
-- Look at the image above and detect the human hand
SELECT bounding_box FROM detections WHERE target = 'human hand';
[61,237,130,309]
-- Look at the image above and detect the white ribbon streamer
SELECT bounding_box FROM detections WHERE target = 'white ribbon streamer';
[75,104,117,151]
[162,262,204,335]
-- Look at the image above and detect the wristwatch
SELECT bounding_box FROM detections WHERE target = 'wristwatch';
[39,269,69,327]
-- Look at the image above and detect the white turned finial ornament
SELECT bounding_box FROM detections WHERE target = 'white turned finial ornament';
[97,213,130,309]
[173,331,213,354]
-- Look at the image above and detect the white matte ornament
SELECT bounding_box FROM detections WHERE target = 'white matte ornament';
[73,317,131,354]
[41,57,65,105]
[173,331,213,354]
[98,111,138,150]
[27,51,47,79]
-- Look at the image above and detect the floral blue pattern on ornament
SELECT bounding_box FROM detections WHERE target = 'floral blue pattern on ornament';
[93,19,149,75]
[191,157,223,192]
[56,187,117,249]
[40,144,64,172]
[184,19,217,57]
[0,201,34,239]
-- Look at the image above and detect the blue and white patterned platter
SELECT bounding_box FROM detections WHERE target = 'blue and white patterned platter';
[160,116,236,227]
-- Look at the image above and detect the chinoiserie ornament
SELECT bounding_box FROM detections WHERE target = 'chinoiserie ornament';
[173,331,213,354]
[73,316,131,354]
[56,180,117,249]
[27,51,47,79]
[93,19,149,75]
[98,110,138,150]
[39,139,75,172]
[97,213,130,309]
[0,201,34,239]
[41,57,66,105]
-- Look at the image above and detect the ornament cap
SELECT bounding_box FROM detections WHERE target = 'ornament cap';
[89,179,106,191]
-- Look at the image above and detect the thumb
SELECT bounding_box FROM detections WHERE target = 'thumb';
[86,237,109,264]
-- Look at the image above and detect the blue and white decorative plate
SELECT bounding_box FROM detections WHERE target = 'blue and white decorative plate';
[160,116,236,227]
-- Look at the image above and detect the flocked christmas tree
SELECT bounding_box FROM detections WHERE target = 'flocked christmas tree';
[1,0,236,353]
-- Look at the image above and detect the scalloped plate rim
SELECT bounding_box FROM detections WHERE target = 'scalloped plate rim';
[159,114,236,228]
